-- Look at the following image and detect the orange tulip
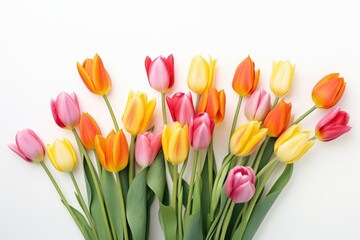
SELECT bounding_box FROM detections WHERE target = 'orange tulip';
[232,56,260,96]
[312,73,346,109]
[197,88,226,124]
[94,130,129,173]
[79,112,102,150]
[263,99,292,137]
[77,54,112,96]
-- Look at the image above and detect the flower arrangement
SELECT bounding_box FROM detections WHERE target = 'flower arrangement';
[8,53,351,240]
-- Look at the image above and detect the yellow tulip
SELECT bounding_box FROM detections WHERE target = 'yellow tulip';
[162,122,189,164]
[47,139,77,172]
[122,91,156,135]
[270,60,295,97]
[274,124,315,164]
[187,55,217,94]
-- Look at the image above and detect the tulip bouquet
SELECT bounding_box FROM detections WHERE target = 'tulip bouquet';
[8,53,351,240]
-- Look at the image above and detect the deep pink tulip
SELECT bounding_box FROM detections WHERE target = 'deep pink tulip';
[166,92,195,125]
[145,54,174,93]
[315,107,351,142]
[135,130,162,167]
[189,112,215,150]
[8,129,45,163]
[244,89,271,121]
[225,166,256,203]
[51,92,81,129]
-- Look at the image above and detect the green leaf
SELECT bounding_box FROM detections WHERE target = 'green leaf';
[241,164,293,240]
[184,209,203,240]
[119,166,129,200]
[158,202,177,240]
[127,168,148,240]
[167,162,190,207]
[147,152,166,201]
[258,137,276,171]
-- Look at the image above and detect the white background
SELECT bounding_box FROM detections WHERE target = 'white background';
[1,0,359,239]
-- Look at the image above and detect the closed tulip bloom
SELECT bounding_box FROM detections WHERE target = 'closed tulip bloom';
[145,54,174,92]
[263,99,292,137]
[189,113,215,150]
[47,139,77,172]
[79,112,102,149]
[95,130,129,173]
[274,124,314,164]
[51,92,80,129]
[197,88,226,124]
[166,92,195,125]
[270,60,295,97]
[77,54,112,96]
[230,121,268,157]
[122,91,156,135]
[244,89,271,121]
[8,129,45,163]
[225,166,256,203]
[315,107,351,142]
[162,122,189,164]
[135,130,162,167]
[312,73,346,109]
[187,55,217,94]
[232,56,260,96]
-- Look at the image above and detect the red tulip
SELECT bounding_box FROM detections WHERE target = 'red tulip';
[166,92,195,125]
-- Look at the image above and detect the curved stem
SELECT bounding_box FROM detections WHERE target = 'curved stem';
[220,201,235,240]
[293,105,317,124]
[252,136,270,173]
[207,139,214,199]
[214,198,232,239]
[229,96,243,151]
[103,94,119,131]
[177,162,185,240]
[272,96,279,108]
[186,150,199,215]
[115,173,129,240]
[195,93,201,111]
[128,135,136,185]
[256,157,278,179]
[161,92,168,124]
[231,204,246,237]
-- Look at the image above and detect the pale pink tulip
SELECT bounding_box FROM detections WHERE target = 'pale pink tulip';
[51,92,80,129]
[135,130,162,167]
[145,54,174,93]
[189,112,215,150]
[244,89,271,121]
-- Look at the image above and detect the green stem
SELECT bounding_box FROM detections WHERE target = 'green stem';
[214,198,232,239]
[69,171,98,239]
[207,139,214,200]
[293,105,317,124]
[94,152,102,183]
[252,137,270,173]
[186,150,199,215]
[103,94,119,131]
[195,93,201,111]
[229,96,243,151]
[177,162,185,240]
[231,204,246,237]
[240,155,250,166]
[161,92,168,124]
[172,164,178,210]
[128,135,136,185]
[256,157,278,179]
[115,173,129,240]
[72,129,112,240]
[272,96,279,108]
[220,201,235,240]
[310,135,316,140]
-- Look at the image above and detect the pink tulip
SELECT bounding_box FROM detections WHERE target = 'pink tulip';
[135,130,162,167]
[51,92,81,129]
[145,54,174,93]
[225,166,256,203]
[166,92,195,125]
[315,107,351,142]
[189,113,215,150]
[244,89,271,121]
[8,129,45,163]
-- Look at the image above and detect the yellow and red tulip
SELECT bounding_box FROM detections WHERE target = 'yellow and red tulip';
[47,138,77,172]
[187,55,217,94]
[162,122,189,164]
[197,88,226,124]
[263,99,292,137]
[232,56,260,96]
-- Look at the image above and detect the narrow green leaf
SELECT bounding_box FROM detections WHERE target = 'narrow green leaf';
[119,166,129,200]
[184,209,204,240]
[159,203,177,240]
[147,151,165,201]
[258,137,276,171]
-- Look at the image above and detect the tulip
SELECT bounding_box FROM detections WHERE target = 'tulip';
[77,54,112,96]
[47,139,77,172]
[197,88,226,124]
[79,112,102,149]
[232,56,260,96]
[162,122,189,164]
[315,107,351,142]
[189,113,215,150]
[187,55,217,94]
[244,89,271,121]
[225,166,256,203]
[135,130,162,167]
[166,92,195,125]
[51,92,80,129]
[312,73,346,109]
[274,124,315,164]
[95,130,129,173]
[263,99,292,137]
[145,54,174,93]
[122,91,156,135]
[8,129,45,163]
[230,121,268,157]
[270,60,295,97]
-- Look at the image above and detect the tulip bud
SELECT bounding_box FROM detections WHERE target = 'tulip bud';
[270,60,295,97]
[244,89,271,121]
[166,92,195,125]
[187,55,217,94]
[162,122,189,164]
[135,130,162,167]
[263,99,292,137]
[47,139,77,172]
[232,56,260,96]
[50,92,80,129]
[315,107,351,142]
[189,113,215,150]
[145,54,174,93]
[225,166,256,203]
[197,88,226,124]
[274,125,314,164]
[79,112,102,149]
[312,73,346,109]
[77,54,112,96]
[8,129,45,163]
